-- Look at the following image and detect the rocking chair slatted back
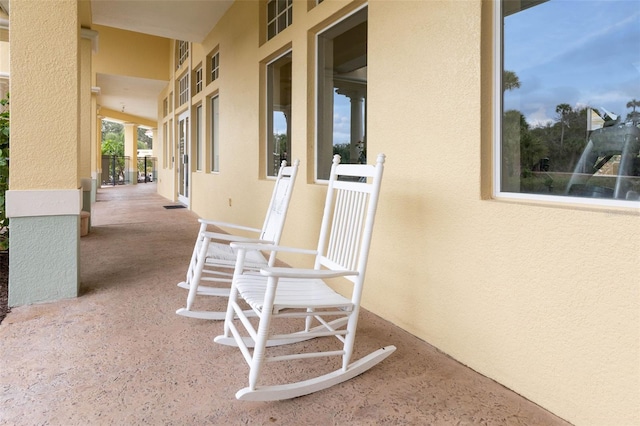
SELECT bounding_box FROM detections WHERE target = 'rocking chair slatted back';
[317,155,384,284]
[260,161,299,243]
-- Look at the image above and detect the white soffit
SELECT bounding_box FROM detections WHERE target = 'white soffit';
[91,0,234,43]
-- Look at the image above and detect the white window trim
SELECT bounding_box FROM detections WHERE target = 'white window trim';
[492,1,639,210]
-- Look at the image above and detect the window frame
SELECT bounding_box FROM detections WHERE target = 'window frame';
[194,66,203,95]
[492,1,638,209]
[176,40,189,69]
[210,94,220,173]
[267,0,293,41]
[209,50,220,85]
[195,104,203,172]
[265,49,293,178]
[178,73,189,106]
[314,4,368,182]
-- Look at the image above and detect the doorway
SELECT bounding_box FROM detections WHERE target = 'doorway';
[177,111,190,205]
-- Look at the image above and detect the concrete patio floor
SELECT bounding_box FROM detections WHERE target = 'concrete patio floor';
[0,183,571,425]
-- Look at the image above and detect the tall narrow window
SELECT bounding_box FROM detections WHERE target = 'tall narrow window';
[163,98,168,117]
[194,66,203,94]
[211,95,220,172]
[163,122,168,168]
[195,104,203,171]
[496,1,640,204]
[177,40,189,69]
[266,51,292,177]
[316,7,367,180]
[210,51,220,83]
[178,73,189,106]
[168,119,174,169]
[267,0,293,40]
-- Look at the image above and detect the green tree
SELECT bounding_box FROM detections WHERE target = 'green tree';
[503,70,521,92]
[555,103,572,149]
[626,99,640,125]
[138,127,152,149]
[101,123,126,184]
[101,120,124,142]
[101,132,124,156]
[333,143,351,163]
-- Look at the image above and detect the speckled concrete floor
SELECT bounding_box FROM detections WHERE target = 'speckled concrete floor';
[0,183,571,425]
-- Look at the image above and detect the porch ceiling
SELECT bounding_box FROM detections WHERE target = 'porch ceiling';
[90,0,233,125]
[91,0,233,43]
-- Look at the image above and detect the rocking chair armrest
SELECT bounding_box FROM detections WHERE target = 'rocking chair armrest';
[200,231,274,245]
[230,241,318,256]
[260,267,358,279]
[197,218,262,235]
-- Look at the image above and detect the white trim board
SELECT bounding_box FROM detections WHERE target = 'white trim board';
[6,189,82,218]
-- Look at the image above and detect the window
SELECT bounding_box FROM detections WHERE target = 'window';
[168,119,174,169]
[195,104,203,171]
[176,40,189,69]
[267,0,292,40]
[266,51,292,177]
[496,1,640,205]
[194,66,203,94]
[163,97,168,117]
[211,95,220,172]
[210,51,220,83]
[163,122,168,168]
[178,73,189,106]
[316,7,367,180]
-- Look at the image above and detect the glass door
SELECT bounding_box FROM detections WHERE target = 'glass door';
[177,111,190,205]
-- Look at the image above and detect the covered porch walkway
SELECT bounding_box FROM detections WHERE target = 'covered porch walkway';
[0,184,569,424]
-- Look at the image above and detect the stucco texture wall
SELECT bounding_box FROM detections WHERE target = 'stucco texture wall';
[366,2,639,425]
[156,1,639,424]
[10,0,79,189]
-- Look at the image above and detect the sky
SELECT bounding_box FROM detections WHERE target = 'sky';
[273,92,351,145]
[503,0,640,127]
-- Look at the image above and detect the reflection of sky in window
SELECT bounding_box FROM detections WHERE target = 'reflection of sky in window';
[273,92,353,145]
[504,0,640,127]
[273,111,286,135]
[332,92,351,145]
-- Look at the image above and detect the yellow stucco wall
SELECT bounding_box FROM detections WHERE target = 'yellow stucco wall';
[10,0,79,189]
[155,1,639,424]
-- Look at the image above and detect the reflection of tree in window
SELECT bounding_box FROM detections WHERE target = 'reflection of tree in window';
[500,1,640,201]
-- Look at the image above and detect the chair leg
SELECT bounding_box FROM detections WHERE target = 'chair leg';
[341,309,360,370]
[178,223,206,289]
[222,248,248,338]
[247,276,278,390]
[185,234,211,311]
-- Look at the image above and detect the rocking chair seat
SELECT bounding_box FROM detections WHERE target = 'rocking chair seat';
[235,273,354,312]
[200,239,268,270]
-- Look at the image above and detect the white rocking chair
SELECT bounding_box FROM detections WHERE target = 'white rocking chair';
[176,159,300,320]
[214,154,396,401]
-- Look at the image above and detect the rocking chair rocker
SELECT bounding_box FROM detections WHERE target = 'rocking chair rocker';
[176,159,300,320]
[214,154,395,401]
